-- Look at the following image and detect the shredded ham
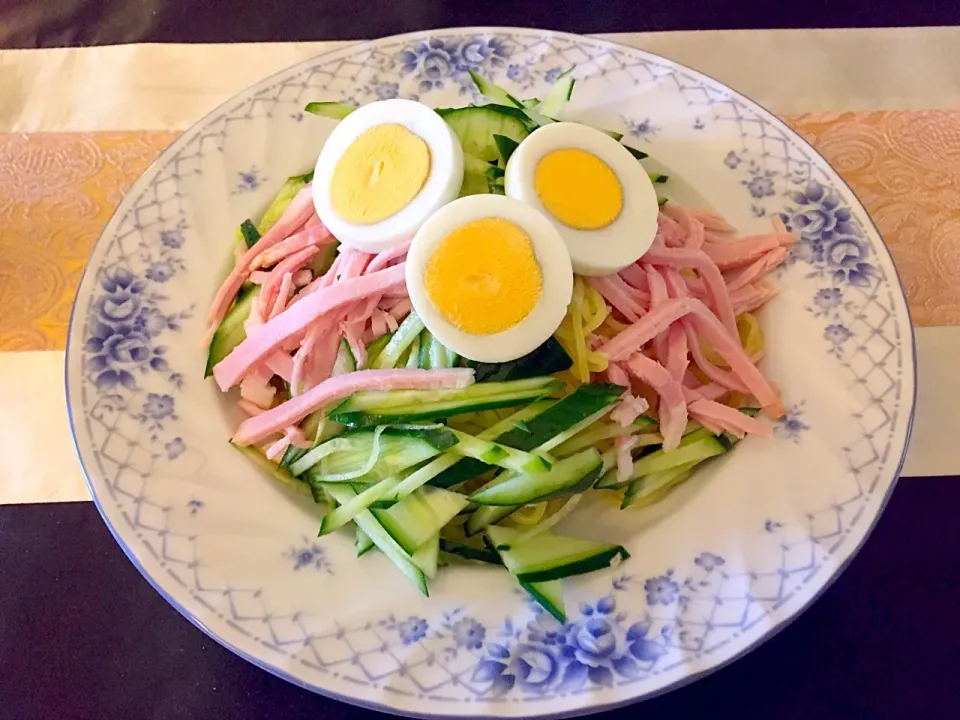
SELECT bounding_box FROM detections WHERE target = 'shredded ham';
[615,435,639,485]
[702,232,795,270]
[626,352,687,451]
[587,275,646,322]
[259,245,320,316]
[232,368,475,446]
[252,224,334,270]
[688,398,773,438]
[213,263,407,390]
[661,204,705,250]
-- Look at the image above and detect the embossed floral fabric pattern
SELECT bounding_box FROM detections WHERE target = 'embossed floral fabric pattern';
[1,111,957,351]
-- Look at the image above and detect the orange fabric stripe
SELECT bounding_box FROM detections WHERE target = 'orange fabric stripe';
[1,112,958,351]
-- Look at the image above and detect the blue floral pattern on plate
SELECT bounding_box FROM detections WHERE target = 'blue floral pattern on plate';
[66,28,915,717]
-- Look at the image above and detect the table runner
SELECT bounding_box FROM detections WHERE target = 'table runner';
[2,26,959,718]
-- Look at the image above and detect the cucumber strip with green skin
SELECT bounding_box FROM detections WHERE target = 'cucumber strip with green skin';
[467,70,526,110]
[429,384,620,488]
[204,287,260,377]
[520,97,541,108]
[493,134,520,165]
[469,449,603,506]
[486,165,506,181]
[467,337,572,382]
[624,145,649,161]
[466,504,516,536]
[539,68,575,118]
[439,104,532,163]
[485,526,629,584]
[460,153,496,197]
[356,526,375,557]
[448,429,551,474]
[418,329,434,369]
[521,580,565,622]
[364,332,393,369]
[257,174,310,235]
[371,487,469,554]
[411,534,440,578]
[604,130,625,142]
[626,428,725,480]
[231,443,312,498]
[658,197,669,208]
[405,336,421,369]
[323,484,428,595]
[439,538,503,565]
[553,417,659,459]
[329,377,562,426]
[621,461,700,510]
[291,426,457,477]
[372,311,425,369]
[304,101,356,119]
[649,173,669,184]
[239,219,261,249]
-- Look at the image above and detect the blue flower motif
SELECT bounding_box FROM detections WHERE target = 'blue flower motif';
[745,174,775,199]
[159,227,185,248]
[94,268,146,325]
[724,151,741,169]
[236,167,261,193]
[145,260,175,283]
[506,64,528,83]
[507,645,559,693]
[694,552,725,572]
[400,38,461,91]
[776,403,810,442]
[142,393,175,421]
[622,115,659,139]
[544,67,564,84]
[397,616,428,645]
[813,287,843,313]
[823,235,878,286]
[450,617,486,650]
[371,81,399,100]
[644,574,679,605]
[563,617,617,667]
[85,321,158,390]
[824,323,852,346]
[165,437,185,460]
[285,541,332,573]
[457,36,510,68]
[186,498,203,515]
[626,621,668,662]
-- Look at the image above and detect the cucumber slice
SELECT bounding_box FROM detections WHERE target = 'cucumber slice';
[624,145,649,161]
[485,526,629,583]
[323,484,428,595]
[372,487,469,554]
[626,428,725,479]
[469,449,603,506]
[329,377,562,427]
[621,461,699,510]
[440,104,532,163]
[466,504,516,536]
[364,332,393,369]
[460,153,495,197]
[449,429,550,474]
[333,338,357,375]
[304,101,357,119]
[356,526,374,557]
[521,579,565,622]
[239,219,261,249]
[231,443,312,498]
[439,538,503,565]
[204,287,260,377]
[467,337,572,382]
[411,534,440,578]
[466,70,526,110]
[539,68,575,118]
[404,335,421,369]
[372,311,425,370]
[493,134,520,165]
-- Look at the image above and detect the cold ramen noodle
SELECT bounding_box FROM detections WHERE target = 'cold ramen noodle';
[205,70,793,621]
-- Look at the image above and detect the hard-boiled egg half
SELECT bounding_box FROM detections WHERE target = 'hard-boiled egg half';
[504,122,659,276]
[406,195,574,363]
[312,99,464,253]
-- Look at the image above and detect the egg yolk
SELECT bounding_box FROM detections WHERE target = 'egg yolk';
[534,148,623,229]
[425,218,542,335]
[330,123,431,225]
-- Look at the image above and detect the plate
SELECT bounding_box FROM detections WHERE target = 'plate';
[67,28,916,717]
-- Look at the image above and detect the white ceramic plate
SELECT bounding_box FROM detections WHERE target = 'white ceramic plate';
[67,28,916,717]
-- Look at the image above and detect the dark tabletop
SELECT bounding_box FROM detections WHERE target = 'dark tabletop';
[0,0,958,48]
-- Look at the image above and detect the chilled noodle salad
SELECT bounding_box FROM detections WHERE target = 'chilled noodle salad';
[205,70,792,621]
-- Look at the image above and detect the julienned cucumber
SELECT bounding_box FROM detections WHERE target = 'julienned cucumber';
[205,287,260,377]
[539,68,575,118]
[328,376,562,426]
[418,329,458,370]
[439,538,502,565]
[485,526,629,583]
[594,428,727,489]
[372,311,424,370]
[239,219,261,249]
[553,416,658,459]
[371,487,469,555]
[621,461,699,510]
[304,101,357,119]
[467,336,572,383]
[466,504,516,536]
[520,579,565,622]
[356,527,374,557]
[258,174,310,236]
[448,429,551,475]
[469,449,603,506]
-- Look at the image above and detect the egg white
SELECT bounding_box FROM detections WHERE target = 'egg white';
[406,195,574,363]
[312,99,464,254]
[504,122,659,276]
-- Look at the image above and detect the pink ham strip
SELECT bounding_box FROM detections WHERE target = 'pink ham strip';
[665,324,689,383]
[249,271,270,285]
[268,272,295,320]
[688,398,773,438]
[265,427,311,461]
[240,373,276,409]
[305,326,342,389]
[643,246,738,339]
[214,263,407,390]
[702,233,795,270]
[264,353,293,383]
[619,263,649,292]
[683,321,749,394]
[662,204,705,250]
[599,297,782,417]
[684,382,728,402]
[292,269,313,287]
[233,368,476,446]
[588,276,646,322]
[655,211,685,247]
[606,362,648,427]
[371,311,388,338]
[206,184,315,330]
[690,209,737,235]
[723,247,788,293]
[626,352,687,451]
[259,245,320,316]
[731,280,779,316]
[615,435,639,485]
[252,224,334,270]
[367,239,412,273]
[387,297,412,324]
[238,399,266,417]
[645,265,670,362]
[342,321,367,369]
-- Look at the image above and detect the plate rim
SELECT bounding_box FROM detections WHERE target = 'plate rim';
[64,25,919,717]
